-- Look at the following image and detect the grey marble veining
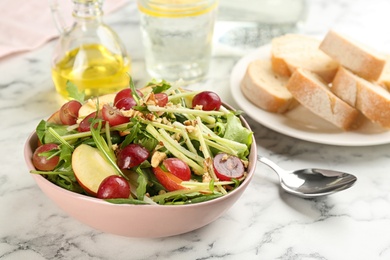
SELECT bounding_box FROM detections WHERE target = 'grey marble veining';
[2,0,390,259]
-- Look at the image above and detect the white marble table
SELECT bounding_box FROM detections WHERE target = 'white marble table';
[2,0,390,259]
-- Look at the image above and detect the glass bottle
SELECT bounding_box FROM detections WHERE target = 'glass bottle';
[50,0,131,99]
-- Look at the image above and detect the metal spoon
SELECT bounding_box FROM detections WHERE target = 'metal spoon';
[257,156,357,198]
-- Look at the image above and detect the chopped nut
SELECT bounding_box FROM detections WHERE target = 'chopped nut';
[241,159,249,168]
[111,143,119,151]
[145,113,156,121]
[202,171,211,182]
[175,132,182,141]
[185,125,195,133]
[151,151,167,167]
[162,117,170,125]
[145,93,156,105]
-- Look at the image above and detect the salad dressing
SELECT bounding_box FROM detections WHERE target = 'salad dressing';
[50,0,130,99]
[52,43,130,98]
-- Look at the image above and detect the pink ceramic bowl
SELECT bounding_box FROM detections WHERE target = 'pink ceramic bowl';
[24,114,257,238]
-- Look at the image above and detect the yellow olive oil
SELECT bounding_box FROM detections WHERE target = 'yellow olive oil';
[51,44,131,99]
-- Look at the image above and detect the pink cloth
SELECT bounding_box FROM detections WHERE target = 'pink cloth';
[0,0,128,59]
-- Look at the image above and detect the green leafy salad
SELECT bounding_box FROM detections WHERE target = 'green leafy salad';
[30,79,253,205]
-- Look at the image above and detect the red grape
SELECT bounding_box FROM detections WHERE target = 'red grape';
[97,175,130,199]
[213,153,244,181]
[115,97,137,110]
[117,144,150,169]
[102,104,129,126]
[59,100,82,125]
[78,111,104,132]
[32,143,60,171]
[114,88,143,106]
[163,158,191,181]
[192,91,221,111]
[155,93,168,107]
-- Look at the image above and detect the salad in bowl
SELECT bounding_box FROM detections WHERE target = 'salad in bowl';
[25,78,257,237]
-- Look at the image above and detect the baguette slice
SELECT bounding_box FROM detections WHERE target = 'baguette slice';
[332,66,390,128]
[320,30,386,81]
[240,59,295,113]
[271,34,339,83]
[378,55,390,91]
[286,68,360,130]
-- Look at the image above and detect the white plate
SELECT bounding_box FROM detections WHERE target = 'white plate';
[230,45,390,146]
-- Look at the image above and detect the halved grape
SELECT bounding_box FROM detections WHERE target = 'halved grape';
[78,111,104,132]
[59,100,82,125]
[32,143,60,171]
[114,88,143,106]
[192,91,221,111]
[97,175,130,199]
[154,93,168,107]
[213,153,244,181]
[117,144,150,169]
[102,104,129,126]
[115,97,137,110]
[163,158,191,181]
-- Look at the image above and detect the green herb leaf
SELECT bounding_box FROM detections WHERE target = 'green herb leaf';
[135,166,148,200]
[66,81,85,102]
[223,113,253,156]
[90,119,128,179]
[129,77,141,105]
[121,119,141,148]
[146,79,172,94]
[104,198,149,205]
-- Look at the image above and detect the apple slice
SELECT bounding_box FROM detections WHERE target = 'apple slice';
[47,110,62,124]
[72,144,119,196]
[152,166,188,192]
[78,93,116,120]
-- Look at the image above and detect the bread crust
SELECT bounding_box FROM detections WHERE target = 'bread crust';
[320,30,386,81]
[332,67,390,128]
[378,55,390,91]
[271,34,339,83]
[286,68,360,130]
[240,59,295,113]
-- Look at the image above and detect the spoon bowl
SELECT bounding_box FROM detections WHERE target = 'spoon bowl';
[257,156,357,198]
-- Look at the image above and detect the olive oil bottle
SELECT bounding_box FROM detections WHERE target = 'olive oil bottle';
[52,43,130,98]
[50,0,130,99]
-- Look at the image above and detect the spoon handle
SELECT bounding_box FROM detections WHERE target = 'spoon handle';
[257,156,286,177]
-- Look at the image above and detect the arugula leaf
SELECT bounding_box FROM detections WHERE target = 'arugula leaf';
[104,198,149,205]
[121,118,141,148]
[90,119,128,179]
[129,77,141,105]
[135,166,148,200]
[184,194,223,204]
[138,134,158,152]
[146,79,171,94]
[36,120,74,145]
[59,144,73,168]
[66,81,85,102]
[36,120,47,144]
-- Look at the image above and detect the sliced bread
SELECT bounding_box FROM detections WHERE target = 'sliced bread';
[319,30,386,81]
[286,68,360,130]
[378,55,390,91]
[240,59,295,113]
[332,66,390,128]
[271,34,339,83]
